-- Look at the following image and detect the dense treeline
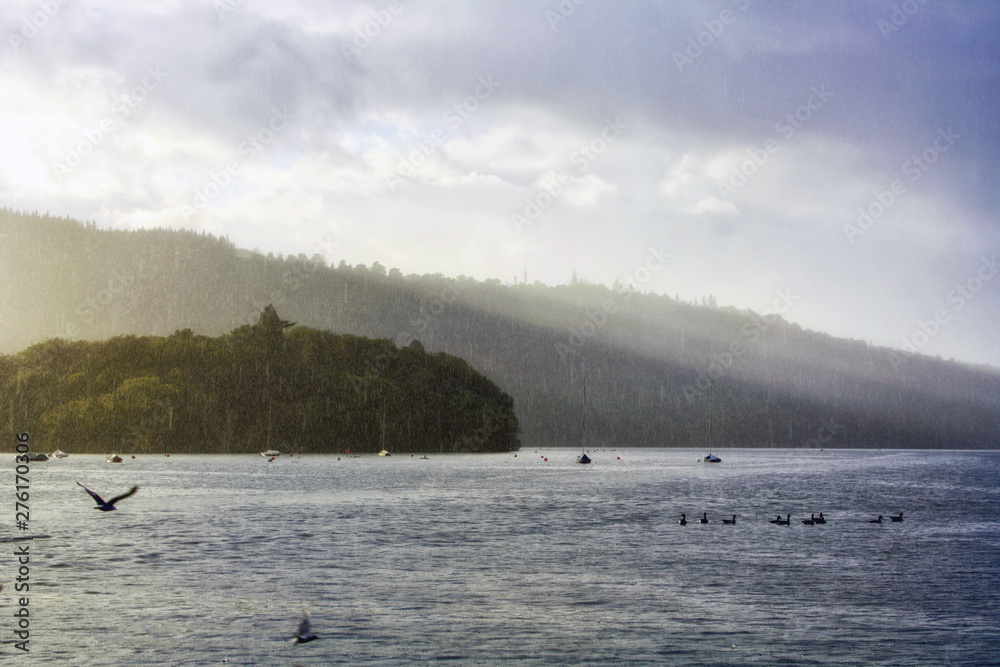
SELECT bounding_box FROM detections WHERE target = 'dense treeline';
[0,305,520,454]
[2,209,999,449]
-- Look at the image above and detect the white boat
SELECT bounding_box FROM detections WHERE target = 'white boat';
[378,449,391,457]
[106,454,124,463]
[50,449,69,458]
[260,450,281,457]
[703,381,721,463]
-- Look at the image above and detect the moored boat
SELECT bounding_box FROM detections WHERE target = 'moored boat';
[106,453,124,463]
[25,452,49,462]
[577,377,591,464]
[260,450,281,457]
[703,381,721,463]
[50,449,69,458]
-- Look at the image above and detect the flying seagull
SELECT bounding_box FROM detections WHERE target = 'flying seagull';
[76,481,139,511]
[291,611,318,644]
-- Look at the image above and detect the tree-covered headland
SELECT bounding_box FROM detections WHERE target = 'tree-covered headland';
[3,209,1000,449]
[1,306,520,454]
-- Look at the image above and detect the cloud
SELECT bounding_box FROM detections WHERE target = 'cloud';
[1,0,998,364]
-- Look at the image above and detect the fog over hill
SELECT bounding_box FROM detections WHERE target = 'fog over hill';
[3,209,999,449]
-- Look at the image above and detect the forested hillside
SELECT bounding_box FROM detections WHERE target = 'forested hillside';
[0,304,519,454]
[3,209,999,449]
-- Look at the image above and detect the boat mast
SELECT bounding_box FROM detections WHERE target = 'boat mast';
[111,380,117,452]
[708,380,713,455]
[267,396,273,450]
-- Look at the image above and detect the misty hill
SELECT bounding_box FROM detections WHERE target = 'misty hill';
[0,304,519,454]
[3,208,999,449]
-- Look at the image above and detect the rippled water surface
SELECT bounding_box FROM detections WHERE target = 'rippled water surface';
[5,448,999,665]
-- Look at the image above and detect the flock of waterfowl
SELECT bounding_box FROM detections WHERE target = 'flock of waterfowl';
[678,512,903,525]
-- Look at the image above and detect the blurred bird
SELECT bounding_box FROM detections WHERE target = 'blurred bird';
[291,611,318,644]
[76,481,138,511]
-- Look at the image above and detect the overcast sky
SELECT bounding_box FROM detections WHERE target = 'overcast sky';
[2,0,998,366]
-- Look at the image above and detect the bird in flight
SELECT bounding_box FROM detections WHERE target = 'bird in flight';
[76,481,139,511]
[291,611,318,644]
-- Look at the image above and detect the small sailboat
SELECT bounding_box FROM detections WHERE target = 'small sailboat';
[703,381,721,462]
[377,403,390,456]
[50,449,69,459]
[577,378,591,464]
[259,393,283,458]
[107,382,124,463]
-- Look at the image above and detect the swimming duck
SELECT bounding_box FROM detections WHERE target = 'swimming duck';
[775,514,791,526]
[889,513,903,522]
[722,515,736,524]
[678,513,687,525]
[869,515,883,523]
[699,512,709,524]
[814,513,827,524]
[802,514,816,525]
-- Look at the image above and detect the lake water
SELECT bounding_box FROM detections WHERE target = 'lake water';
[4,448,999,665]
